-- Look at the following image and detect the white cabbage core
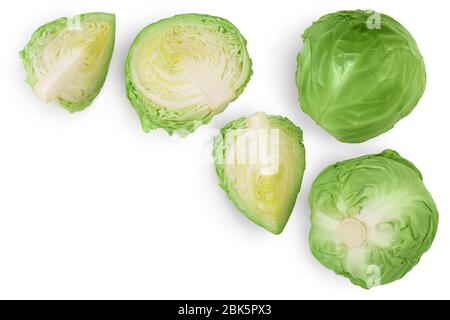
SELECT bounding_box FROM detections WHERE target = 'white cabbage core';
[34,48,87,102]
[337,218,367,248]
[179,59,234,110]
[131,19,248,111]
[32,20,112,104]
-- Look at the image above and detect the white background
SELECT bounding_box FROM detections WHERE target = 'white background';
[0,0,448,300]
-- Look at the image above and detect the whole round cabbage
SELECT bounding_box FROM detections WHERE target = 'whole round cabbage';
[125,14,253,135]
[308,150,438,288]
[296,10,426,143]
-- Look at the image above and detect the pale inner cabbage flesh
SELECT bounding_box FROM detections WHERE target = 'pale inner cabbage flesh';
[223,112,302,231]
[131,22,246,111]
[31,21,111,104]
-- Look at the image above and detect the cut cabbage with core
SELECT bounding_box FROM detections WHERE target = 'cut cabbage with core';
[20,13,116,112]
[125,14,253,135]
[308,150,438,288]
[213,112,306,234]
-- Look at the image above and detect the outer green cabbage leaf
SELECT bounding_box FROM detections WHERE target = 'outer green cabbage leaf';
[309,150,438,288]
[125,14,253,135]
[296,10,426,143]
[213,112,306,234]
[20,12,116,112]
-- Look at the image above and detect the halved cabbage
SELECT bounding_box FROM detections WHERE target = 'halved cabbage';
[213,112,306,234]
[20,12,116,112]
[125,14,253,135]
[309,150,438,288]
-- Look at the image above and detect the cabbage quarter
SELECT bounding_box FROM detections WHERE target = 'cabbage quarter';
[125,14,253,135]
[308,150,438,288]
[20,13,116,111]
[214,112,306,234]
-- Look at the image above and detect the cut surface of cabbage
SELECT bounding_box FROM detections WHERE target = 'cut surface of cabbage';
[20,12,116,111]
[125,14,252,135]
[213,112,305,234]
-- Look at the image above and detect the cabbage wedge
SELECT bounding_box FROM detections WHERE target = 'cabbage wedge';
[213,112,306,234]
[20,12,116,112]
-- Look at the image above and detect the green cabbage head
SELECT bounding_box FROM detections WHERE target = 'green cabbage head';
[213,112,306,234]
[309,150,438,288]
[20,13,116,112]
[296,10,426,143]
[125,14,253,135]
